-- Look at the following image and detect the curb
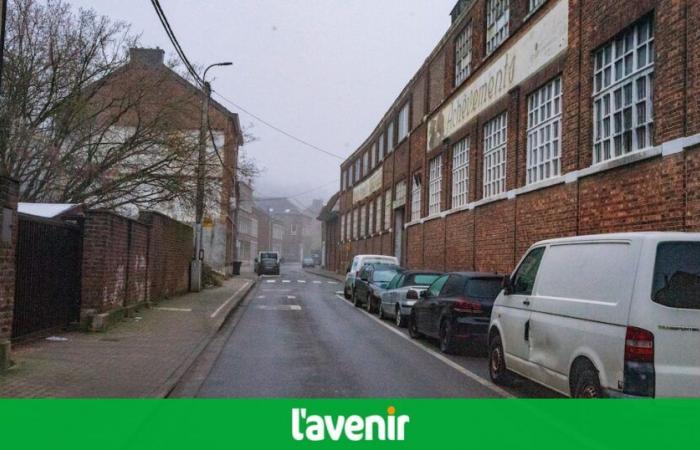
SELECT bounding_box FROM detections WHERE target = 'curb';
[152,277,258,398]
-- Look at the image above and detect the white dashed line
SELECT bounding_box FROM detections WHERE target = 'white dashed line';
[256,305,302,311]
[265,280,276,284]
[282,280,291,283]
[333,293,512,398]
[287,295,296,299]
[298,280,306,283]
[312,281,322,284]
[327,281,337,285]
[256,295,266,299]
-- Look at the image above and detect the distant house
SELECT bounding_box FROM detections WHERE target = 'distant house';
[254,197,306,263]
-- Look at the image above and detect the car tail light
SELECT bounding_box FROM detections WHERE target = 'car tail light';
[625,326,654,363]
[623,326,655,397]
[453,298,482,314]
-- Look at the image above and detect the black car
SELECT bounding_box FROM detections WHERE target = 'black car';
[255,252,280,275]
[408,272,503,354]
[352,263,402,312]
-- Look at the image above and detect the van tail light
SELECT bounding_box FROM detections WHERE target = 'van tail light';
[453,298,482,314]
[625,326,654,363]
[623,326,655,397]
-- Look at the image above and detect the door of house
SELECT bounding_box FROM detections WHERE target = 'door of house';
[394,208,404,265]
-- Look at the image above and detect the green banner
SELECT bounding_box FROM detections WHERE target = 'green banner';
[1,399,698,449]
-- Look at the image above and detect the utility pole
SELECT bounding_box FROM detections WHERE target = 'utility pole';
[190,62,232,292]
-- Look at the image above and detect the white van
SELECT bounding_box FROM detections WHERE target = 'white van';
[488,232,700,398]
[343,254,399,299]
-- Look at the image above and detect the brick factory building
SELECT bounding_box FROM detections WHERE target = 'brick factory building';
[321,0,700,275]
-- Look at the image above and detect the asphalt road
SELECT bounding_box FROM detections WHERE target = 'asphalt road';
[195,264,558,398]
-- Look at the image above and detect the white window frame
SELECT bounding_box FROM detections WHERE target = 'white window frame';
[378,133,385,161]
[368,200,374,235]
[527,77,562,183]
[353,208,358,240]
[360,204,367,238]
[411,176,421,222]
[486,0,510,55]
[363,152,369,176]
[371,143,377,169]
[428,155,442,215]
[375,195,382,232]
[455,23,472,86]
[451,137,470,208]
[528,0,545,13]
[290,223,297,235]
[395,180,407,206]
[384,190,392,230]
[341,213,346,241]
[483,112,508,198]
[387,122,395,153]
[593,17,654,164]
[398,103,410,142]
[354,159,361,183]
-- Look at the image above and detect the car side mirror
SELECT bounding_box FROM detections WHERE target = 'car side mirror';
[406,290,418,300]
[346,264,351,274]
[360,274,369,282]
[502,276,513,295]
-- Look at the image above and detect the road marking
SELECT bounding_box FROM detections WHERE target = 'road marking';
[256,305,302,311]
[287,295,297,299]
[298,280,306,283]
[265,280,276,284]
[333,294,513,398]
[312,281,322,284]
[256,295,266,299]
[327,281,337,285]
[153,307,192,312]
[210,281,252,319]
[282,280,291,283]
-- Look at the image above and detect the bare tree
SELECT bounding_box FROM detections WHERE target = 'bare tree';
[0,0,221,213]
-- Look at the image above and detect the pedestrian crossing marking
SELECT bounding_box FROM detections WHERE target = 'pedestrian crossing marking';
[282,280,291,283]
[256,305,302,311]
[265,280,276,283]
[312,281,322,284]
[327,281,337,285]
[287,295,296,299]
[297,280,306,283]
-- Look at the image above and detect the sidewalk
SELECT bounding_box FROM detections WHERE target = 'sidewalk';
[0,275,256,398]
[304,267,345,282]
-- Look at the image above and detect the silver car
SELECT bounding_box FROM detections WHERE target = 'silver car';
[378,271,442,327]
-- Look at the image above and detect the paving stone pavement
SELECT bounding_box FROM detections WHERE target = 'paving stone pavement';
[0,275,256,398]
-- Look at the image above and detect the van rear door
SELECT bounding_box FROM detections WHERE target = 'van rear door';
[633,241,700,397]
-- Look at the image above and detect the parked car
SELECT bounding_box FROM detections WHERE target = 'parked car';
[378,271,442,327]
[255,251,280,276]
[408,272,503,354]
[302,256,315,268]
[488,232,700,398]
[343,254,399,299]
[352,263,402,311]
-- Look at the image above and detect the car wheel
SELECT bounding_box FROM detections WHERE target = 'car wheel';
[439,319,457,354]
[395,306,406,328]
[378,303,385,320]
[489,333,515,386]
[366,296,374,313]
[573,365,605,399]
[408,313,422,339]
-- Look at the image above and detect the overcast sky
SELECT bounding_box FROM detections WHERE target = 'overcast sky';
[69,0,456,207]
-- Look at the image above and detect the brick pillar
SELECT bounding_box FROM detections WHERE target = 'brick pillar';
[0,177,18,370]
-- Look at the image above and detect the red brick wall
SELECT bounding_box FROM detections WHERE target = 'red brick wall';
[140,211,193,301]
[82,210,193,315]
[0,177,18,343]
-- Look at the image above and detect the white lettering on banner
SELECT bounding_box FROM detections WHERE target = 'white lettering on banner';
[427,0,568,151]
[353,167,383,204]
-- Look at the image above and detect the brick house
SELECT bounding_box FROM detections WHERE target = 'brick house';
[322,0,700,275]
[236,181,258,267]
[0,176,18,370]
[93,48,243,275]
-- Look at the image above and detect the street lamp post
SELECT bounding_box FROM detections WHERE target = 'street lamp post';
[191,61,233,292]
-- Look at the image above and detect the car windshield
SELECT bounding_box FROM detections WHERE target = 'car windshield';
[466,278,503,299]
[652,242,700,309]
[260,253,277,260]
[374,270,398,283]
[408,274,440,286]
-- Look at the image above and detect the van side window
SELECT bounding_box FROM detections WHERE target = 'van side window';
[512,247,545,295]
[652,242,700,310]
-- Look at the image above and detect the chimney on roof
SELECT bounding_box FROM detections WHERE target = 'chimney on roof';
[129,48,165,66]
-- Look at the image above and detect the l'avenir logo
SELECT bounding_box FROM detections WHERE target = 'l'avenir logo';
[291,406,410,442]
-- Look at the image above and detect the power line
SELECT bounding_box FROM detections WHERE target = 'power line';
[211,90,345,160]
[256,178,340,201]
[149,0,203,86]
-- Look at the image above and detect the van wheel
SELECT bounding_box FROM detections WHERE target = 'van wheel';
[408,313,422,339]
[439,320,457,354]
[572,365,605,399]
[489,334,515,386]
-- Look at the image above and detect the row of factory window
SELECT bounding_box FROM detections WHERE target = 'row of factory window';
[339,15,654,239]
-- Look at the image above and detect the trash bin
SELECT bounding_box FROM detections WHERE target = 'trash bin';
[232,261,242,275]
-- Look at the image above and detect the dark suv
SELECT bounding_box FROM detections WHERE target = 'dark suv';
[408,272,503,354]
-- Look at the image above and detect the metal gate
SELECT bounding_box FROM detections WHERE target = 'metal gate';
[12,214,82,339]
